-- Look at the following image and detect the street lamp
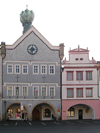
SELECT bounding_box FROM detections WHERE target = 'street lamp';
[4,101,6,121]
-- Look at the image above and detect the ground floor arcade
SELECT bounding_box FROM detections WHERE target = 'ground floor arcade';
[62,100,100,120]
[2,100,61,121]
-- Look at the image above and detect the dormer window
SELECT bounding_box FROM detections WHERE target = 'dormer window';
[75,58,78,60]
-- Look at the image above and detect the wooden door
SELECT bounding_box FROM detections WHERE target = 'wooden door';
[32,109,40,120]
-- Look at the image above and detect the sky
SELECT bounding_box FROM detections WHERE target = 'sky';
[0,0,100,61]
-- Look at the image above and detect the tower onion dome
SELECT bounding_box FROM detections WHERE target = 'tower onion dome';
[20,7,34,34]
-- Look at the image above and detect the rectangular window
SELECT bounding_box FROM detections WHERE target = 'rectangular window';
[22,65,28,74]
[7,86,13,96]
[41,65,47,74]
[15,87,20,96]
[67,107,75,117]
[86,71,92,80]
[49,87,55,97]
[77,88,83,97]
[49,65,55,74]
[22,87,27,96]
[76,71,83,80]
[67,88,74,98]
[33,86,39,96]
[67,71,73,80]
[41,86,46,96]
[33,65,39,74]
[15,65,20,74]
[86,88,92,97]
[7,65,13,74]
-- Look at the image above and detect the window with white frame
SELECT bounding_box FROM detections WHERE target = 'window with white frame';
[49,65,55,74]
[22,65,28,74]
[86,71,92,80]
[22,87,28,96]
[41,86,46,96]
[7,86,13,96]
[15,65,20,74]
[67,88,74,98]
[41,65,47,74]
[33,65,39,74]
[77,88,83,97]
[15,87,20,96]
[86,88,92,97]
[76,71,83,80]
[33,86,39,96]
[49,87,55,97]
[7,64,13,74]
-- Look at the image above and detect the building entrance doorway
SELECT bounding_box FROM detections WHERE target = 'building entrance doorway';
[32,103,56,121]
[32,109,40,120]
[78,109,83,120]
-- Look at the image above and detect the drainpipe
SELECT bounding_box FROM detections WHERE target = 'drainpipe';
[97,68,100,98]
[59,43,64,120]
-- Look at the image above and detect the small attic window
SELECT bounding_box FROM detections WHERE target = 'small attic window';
[80,58,83,60]
[75,58,78,60]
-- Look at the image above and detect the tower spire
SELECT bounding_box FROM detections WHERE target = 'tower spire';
[20,6,34,34]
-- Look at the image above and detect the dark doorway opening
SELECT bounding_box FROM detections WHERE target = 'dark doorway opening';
[78,109,83,120]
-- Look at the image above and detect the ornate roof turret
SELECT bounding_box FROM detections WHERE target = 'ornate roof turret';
[20,6,34,34]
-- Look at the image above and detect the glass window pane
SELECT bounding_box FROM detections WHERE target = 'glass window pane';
[23,66,27,73]
[67,89,73,97]
[8,87,12,96]
[77,89,82,97]
[15,87,19,96]
[8,65,12,73]
[86,89,92,96]
[86,72,92,80]
[34,66,38,73]
[42,87,46,96]
[77,72,82,80]
[23,87,27,96]
[50,66,54,74]
[34,87,38,96]
[50,87,54,96]
[67,72,73,80]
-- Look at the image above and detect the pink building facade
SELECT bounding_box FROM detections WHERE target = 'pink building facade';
[62,46,100,120]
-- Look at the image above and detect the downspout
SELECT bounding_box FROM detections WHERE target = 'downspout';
[59,43,64,120]
[97,68,100,98]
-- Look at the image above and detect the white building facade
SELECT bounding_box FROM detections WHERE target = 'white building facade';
[62,46,99,120]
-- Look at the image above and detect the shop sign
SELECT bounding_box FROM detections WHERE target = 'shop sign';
[21,102,23,110]
[57,109,60,112]
[28,104,32,107]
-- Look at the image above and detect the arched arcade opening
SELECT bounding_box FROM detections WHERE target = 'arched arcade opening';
[32,102,57,121]
[6,103,28,120]
[67,104,94,120]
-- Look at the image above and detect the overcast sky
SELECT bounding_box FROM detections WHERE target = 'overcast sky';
[0,0,100,61]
